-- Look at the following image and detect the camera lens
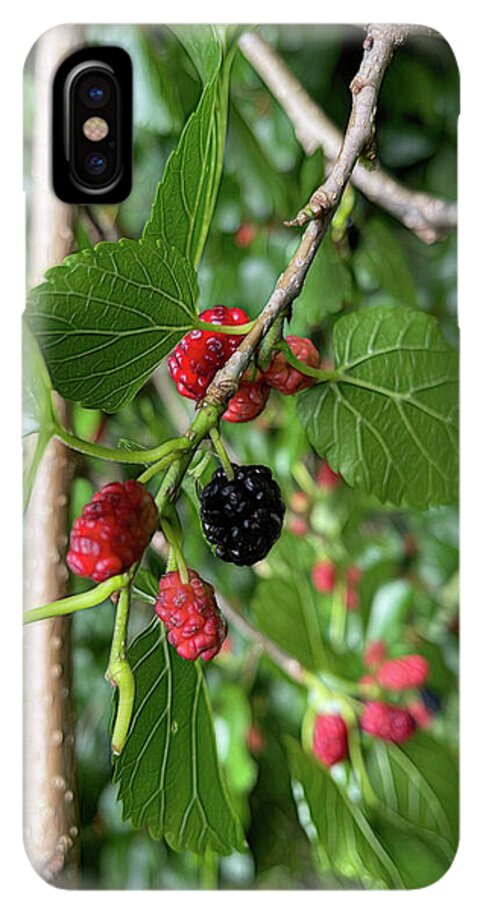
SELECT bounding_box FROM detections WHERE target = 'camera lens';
[88,86,105,102]
[85,152,108,176]
[79,73,112,109]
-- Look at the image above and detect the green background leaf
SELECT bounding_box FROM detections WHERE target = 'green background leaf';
[287,740,406,888]
[143,51,231,267]
[367,731,458,862]
[297,307,458,508]
[113,619,245,856]
[26,239,199,412]
[22,321,55,438]
[170,24,223,85]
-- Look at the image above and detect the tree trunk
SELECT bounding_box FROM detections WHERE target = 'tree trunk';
[23,25,81,886]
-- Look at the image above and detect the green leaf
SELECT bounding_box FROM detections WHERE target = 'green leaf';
[293,231,353,330]
[287,740,406,888]
[22,322,57,507]
[365,579,413,642]
[113,619,245,856]
[22,321,55,438]
[297,308,458,508]
[170,25,223,84]
[143,46,231,267]
[26,239,199,412]
[253,567,325,673]
[354,217,417,307]
[367,732,458,863]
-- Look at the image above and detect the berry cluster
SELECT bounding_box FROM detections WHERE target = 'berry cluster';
[155,569,227,662]
[67,481,158,582]
[167,305,322,423]
[312,646,432,766]
[200,464,285,566]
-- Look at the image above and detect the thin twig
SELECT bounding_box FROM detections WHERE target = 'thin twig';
[217,594,308,686]
[239,29,457,243]
[201,25,406,409]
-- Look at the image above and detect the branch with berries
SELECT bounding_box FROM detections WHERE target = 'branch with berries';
[24,23,450,771]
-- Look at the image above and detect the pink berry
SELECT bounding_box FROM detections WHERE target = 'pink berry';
[312,560,336,593]
[377,655,429,691]
[313,714,349,766]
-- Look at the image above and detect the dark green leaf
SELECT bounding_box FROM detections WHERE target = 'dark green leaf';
[293,231,353,330]
[367,732,458,863]
[297,308,458,508]
[113,619,245,856]
[26,239,199,412]
[354,217,417,306]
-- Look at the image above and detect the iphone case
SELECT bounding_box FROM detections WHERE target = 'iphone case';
[23,23,459,889]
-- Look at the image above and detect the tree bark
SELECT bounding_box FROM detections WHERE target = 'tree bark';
[23,25,81,886]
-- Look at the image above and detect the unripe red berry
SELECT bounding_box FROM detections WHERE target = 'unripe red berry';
[345,586,359,610]
[316,460,342,491]
[364,640,387,669]
[377,654,429,691]
[359,673,377,687]
[290,491,309,514]
[223,372,270,422]
[168,305,250,401]
[155,568,227,662]
[67,481,158,582]
[263,336,320,395]
[313,714,349,766]
[247,724,266,754]
[234,223,257,247]
[360,701,416,743]
[312,560,336,593]
[347,565,362,587]
[288,514,309,537]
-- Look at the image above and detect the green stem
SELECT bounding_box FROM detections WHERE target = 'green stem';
[347,724,378,806]
[196,319,256,336]
[209,427,235,479]
[105,586,135,755]
[161,517,189,584]
[23,571,131,624]
[274,339,337,382]
[136,451,182,484]
[55,422,190,465]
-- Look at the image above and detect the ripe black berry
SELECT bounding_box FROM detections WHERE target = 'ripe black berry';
[199,464,285,566]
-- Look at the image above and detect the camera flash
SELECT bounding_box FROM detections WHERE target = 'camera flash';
[83,116,109,142]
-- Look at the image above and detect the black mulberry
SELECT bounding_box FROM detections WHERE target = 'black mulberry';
[199,464,285,566]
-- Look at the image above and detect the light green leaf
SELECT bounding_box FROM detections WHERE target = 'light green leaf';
[297,307,458,508]
[367,732,458,862]
[170,24,223,84]
[287,740,406,888]
[26,239,199,412]
[143,54,231,267]
[113,619,245,856]
[22,321,55,438]
[22,323,57,508]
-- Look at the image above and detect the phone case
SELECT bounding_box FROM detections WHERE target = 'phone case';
[23,23,459,890]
